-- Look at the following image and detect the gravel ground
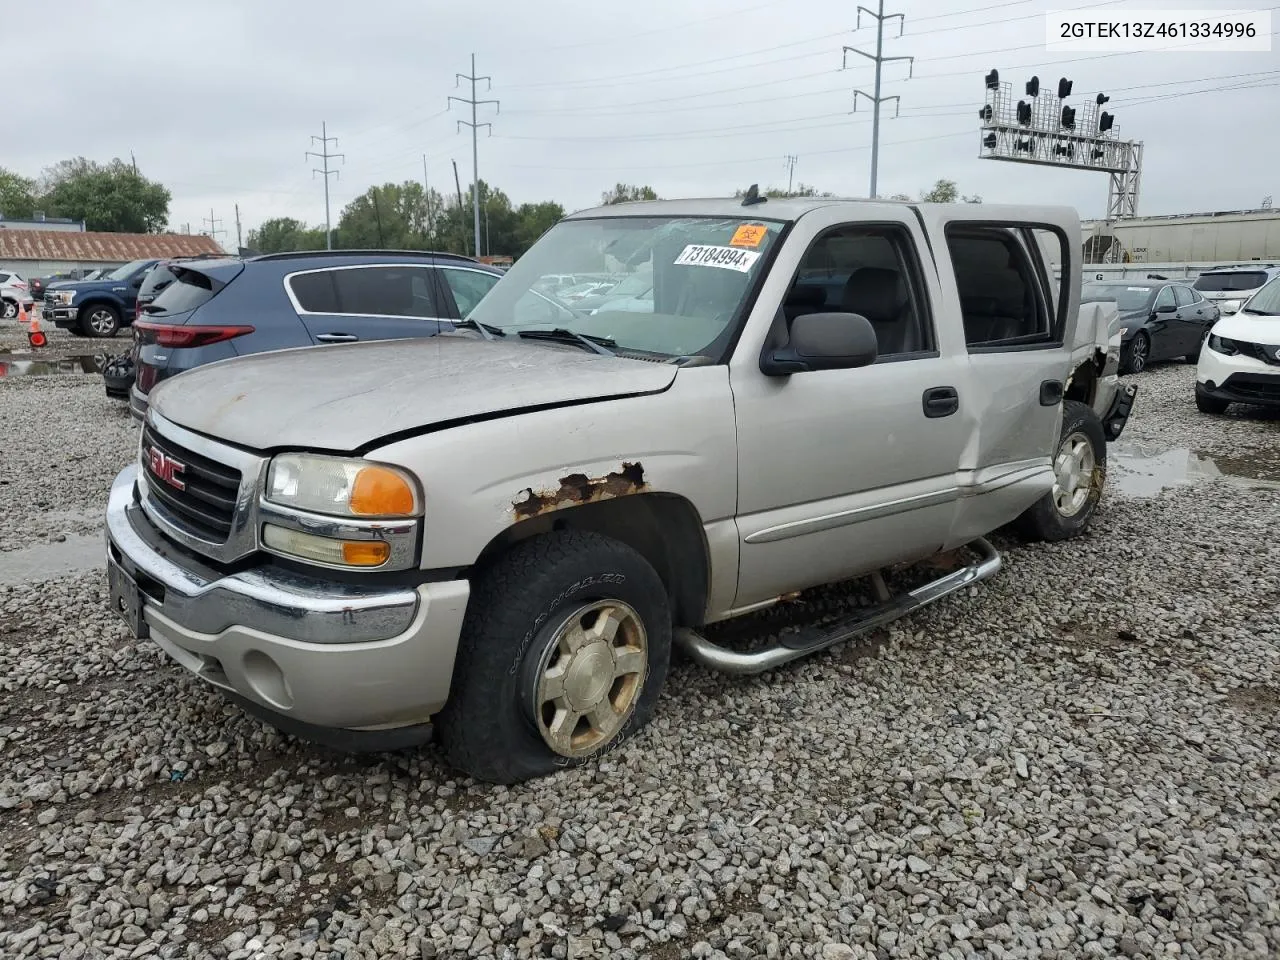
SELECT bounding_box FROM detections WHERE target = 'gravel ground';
[1,358,1278,960]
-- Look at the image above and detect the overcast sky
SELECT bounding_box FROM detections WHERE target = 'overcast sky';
[14,0,1279,245]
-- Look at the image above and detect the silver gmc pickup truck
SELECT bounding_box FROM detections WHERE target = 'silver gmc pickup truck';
[104,195,1137,784]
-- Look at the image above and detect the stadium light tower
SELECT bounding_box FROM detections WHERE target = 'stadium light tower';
[977,70,1144,263]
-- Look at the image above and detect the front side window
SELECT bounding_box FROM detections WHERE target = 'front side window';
[441,267,500,317]
[1153,286,1176,311]
[783,225,933,358]
[468,215,782,360]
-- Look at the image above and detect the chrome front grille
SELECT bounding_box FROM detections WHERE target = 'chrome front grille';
[137,413,266,564]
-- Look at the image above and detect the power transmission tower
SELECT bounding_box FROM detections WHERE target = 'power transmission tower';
[449,54,499,260]
[234,203,243,252]
[306,122,345,250]
[202,209,226,248]
[842,1,913,200]
[784,155,798,195]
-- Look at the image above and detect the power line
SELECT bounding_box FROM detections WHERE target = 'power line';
[202,209,226,247]
[448,53,499,259]
[306,121,344,250]
[843,0,913,199]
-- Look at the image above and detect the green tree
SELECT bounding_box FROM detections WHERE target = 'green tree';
[38,157,171,232]
[0,168,37,219]
[601,183,659,205]
[245,217,328,253]
[895,179,982,203]
[337,181,434,249]
[734,183,833,199]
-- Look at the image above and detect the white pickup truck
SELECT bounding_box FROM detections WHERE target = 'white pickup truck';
[104,195,1137,783]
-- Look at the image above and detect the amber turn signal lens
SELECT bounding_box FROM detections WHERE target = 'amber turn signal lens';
[349,466,417,516]
[341,540,392,566]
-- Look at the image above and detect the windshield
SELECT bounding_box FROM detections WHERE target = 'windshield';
[1194,271,1268,293]
[1243,276,1280,315]
[105,259,152,281]
[469,216,781,359]
[1081,283,1154,312]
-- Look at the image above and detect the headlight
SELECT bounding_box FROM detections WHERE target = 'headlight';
[1208,334,1243,356]
[265,454,420,518]
[53,291,76,305]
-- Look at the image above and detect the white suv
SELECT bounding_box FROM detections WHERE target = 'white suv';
[1191,265,1280,318]
[0,272,36,320]
[1195,274,1280,414]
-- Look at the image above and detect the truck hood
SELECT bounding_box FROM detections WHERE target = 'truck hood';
[149,333,679,453]
[47,279,125,296]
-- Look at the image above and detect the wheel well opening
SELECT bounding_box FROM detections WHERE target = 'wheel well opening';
[474,493,710,628]
[1064,357,1099,406]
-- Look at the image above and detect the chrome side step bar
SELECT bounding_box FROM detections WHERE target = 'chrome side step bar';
[674,538,1002,676]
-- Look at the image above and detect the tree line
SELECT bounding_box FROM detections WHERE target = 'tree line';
[0,159,170,233]
[0,156,981,254]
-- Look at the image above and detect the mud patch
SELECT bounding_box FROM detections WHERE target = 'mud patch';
[1225,685,1279,714]
[0,354,113,377]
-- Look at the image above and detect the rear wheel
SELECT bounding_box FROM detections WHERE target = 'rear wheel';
[1121,331,1150,374]
[80,304,120,338]
[1,299,16,320]
[435,529,671,785]
[1015,400,1107,543]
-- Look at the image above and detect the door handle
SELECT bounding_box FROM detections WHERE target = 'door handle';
[1039,379,1063,406]
[922,385,959,418]
[315,333,359,343]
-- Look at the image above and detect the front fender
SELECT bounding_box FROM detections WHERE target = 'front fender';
[368,365,739,575]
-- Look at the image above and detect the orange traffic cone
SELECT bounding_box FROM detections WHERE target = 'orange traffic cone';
[17,302,30,324]
[28,315,47,349]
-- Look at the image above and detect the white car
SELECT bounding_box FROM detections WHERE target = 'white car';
[1195,274,1280,414]
[0,271,36,320]
[1191,265,1280,319]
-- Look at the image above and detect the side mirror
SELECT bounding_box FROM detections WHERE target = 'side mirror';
[1154,302,1176,314]
[1220,302,1240,315]
[760,311,879,376]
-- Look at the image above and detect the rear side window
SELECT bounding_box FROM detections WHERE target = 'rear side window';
[149,268,216,315]
[1194,271,1267,292]
[946,225,1061,349]
[287,265,441,318]
[1173,286,1196,307]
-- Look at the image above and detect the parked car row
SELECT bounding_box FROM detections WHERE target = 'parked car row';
[103,195,1138,784]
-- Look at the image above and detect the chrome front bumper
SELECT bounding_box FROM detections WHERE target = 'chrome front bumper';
[105,464,469,739]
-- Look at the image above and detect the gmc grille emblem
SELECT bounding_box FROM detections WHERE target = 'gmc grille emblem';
[146,446,186,491]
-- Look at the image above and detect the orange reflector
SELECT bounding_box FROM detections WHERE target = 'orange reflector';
[341,540,392,566]
[350,465,416,516]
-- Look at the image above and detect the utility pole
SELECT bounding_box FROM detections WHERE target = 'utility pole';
[842,1,913,199]
[784,155,798,195]
[448,54,499,261]
[422,154,434,237]
[202,209,226,248]
[234,203,243,252]
[372,188,385,247]
[452,159,466,255]
[306,121,345,250]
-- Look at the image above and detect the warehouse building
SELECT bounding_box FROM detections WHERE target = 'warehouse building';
[0,229,223,278]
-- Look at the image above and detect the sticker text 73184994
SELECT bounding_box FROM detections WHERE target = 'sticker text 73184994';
[674,244,762,273]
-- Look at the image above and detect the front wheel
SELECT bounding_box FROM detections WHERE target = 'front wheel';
[1121,331,1150,374]
[80,304,120,338]
[435,529,672,785]
[1195,386,1230,415]
[1015,400,1107,543]
[1,299,16,320]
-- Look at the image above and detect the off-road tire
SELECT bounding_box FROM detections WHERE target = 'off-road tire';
[1194,386,1230,415]
[80,304,120,338]
[1014,400,1107,543]
[435,529,671,785]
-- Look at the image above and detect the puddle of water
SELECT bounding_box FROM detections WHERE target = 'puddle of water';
[1110,442,1280,497]
[0,354,110,377]
[0,533,105,586]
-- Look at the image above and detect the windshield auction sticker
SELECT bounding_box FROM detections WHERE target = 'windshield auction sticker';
[674,244,761,273]
[730,224,768,248]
